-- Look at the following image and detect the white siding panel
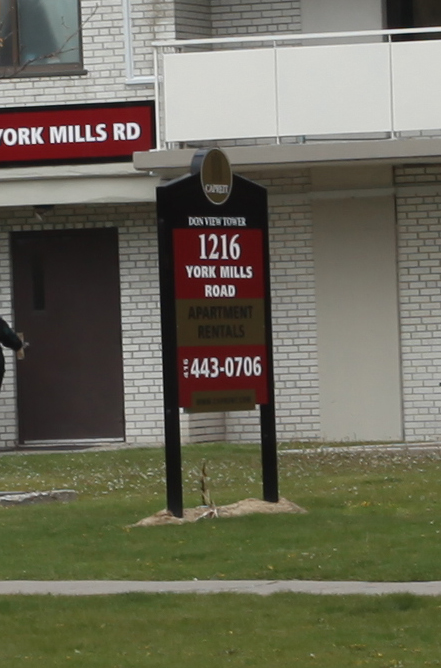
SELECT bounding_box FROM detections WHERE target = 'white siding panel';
[392,40,441,132]
[277,43,392,136]
[163,49,278,142]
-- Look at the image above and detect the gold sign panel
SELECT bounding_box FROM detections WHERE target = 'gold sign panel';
[200,148,232,205]
[188,389,257,412]
[176,298,266,347]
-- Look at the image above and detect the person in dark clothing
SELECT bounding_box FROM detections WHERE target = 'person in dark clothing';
[0,318,24,390]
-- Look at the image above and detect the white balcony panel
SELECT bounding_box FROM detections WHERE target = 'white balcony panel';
[276,44,392,137]
[392,40,441,132]
[163,49,278,142]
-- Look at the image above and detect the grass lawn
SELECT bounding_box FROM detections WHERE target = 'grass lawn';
[0,443,440,582]
[1,592,441,667]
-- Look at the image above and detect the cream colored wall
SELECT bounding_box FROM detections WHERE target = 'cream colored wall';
[301,0,385,33]
[313,192,402,441]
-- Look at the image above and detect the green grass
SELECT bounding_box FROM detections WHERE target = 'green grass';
[1,592,441,667]
[2,444,441,667]
[0,443,441,581]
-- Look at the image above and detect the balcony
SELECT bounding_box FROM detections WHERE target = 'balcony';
[152,27,441,150]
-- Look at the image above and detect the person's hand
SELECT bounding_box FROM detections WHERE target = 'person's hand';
[16,339,29,360]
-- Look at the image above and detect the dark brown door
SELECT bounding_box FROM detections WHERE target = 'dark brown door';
[11,228,125,443]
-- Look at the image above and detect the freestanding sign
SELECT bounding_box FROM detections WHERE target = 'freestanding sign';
[157,148,278,517]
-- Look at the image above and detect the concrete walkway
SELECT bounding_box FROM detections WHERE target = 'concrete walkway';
[2,441,441,457]
[1,580,441,596]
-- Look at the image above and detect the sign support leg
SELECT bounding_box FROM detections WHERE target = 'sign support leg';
[260,402,279,503]
[164,406,183,518]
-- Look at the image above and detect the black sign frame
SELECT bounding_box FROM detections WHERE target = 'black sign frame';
[157,149,278,517]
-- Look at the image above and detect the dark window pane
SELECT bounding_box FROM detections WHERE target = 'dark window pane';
[17,0,80,66]
[386,0,441,39]
[387,0,414,28]
[413,0,441,27]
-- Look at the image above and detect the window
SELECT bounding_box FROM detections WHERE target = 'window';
[0,0,82,76]
[387,0,441,39]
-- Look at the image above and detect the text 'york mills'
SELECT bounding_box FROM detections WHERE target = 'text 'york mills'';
[185,265,253,279]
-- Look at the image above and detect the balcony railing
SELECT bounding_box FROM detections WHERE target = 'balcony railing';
[152,27,441,150]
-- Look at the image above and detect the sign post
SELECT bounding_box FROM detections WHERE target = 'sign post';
[157,148,278,517]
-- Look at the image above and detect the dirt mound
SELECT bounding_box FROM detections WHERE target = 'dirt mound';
[132,497,307,527]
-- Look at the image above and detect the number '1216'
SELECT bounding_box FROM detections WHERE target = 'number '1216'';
[198,234,241,260]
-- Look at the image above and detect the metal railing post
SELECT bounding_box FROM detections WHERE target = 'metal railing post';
[153,46,163,150]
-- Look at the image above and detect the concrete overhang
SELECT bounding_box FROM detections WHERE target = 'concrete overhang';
[0,162,160,207]
[134,138,441,179]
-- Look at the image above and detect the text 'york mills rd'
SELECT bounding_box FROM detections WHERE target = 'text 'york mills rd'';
[0,122,142,146]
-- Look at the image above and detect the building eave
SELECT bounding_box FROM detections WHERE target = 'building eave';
[134,138,441,179]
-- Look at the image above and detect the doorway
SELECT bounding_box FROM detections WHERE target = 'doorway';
[313,196,403,441]
[11,228,125,443]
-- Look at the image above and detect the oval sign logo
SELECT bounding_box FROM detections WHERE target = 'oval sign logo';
[199,148,232,205]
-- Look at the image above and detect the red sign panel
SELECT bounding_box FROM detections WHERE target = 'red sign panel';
[173,227,268,409]
[177,345,268,409]
[174,228,265,299]
[0,102,155,164]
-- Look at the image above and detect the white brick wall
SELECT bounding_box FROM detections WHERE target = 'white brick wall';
[211,0,301,36]
[175,0,212,39]
[12,163,441,446]
[0,0,303,111]
[0,0,161,108]
[222,169,320,443]
[396,165,441,441]
[0,225,19,445]
[5,2,422,448]
[130,0,176,78]
[164,168,320,445]
[174,0,302,39]
[181,411,226,443]
[268,199,320,442]
[117,206,165,444]
[0,175,320,448]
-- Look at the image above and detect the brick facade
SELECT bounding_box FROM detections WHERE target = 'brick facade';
[0,166,322,447]
[174,0,301,39]
[3,165,441,446]
[223,170,320,443]
[2,1,441,446]
[396,166,441,441]
[211,0,301,36]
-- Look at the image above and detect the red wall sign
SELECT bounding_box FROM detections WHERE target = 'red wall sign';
[0,102,155,164]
